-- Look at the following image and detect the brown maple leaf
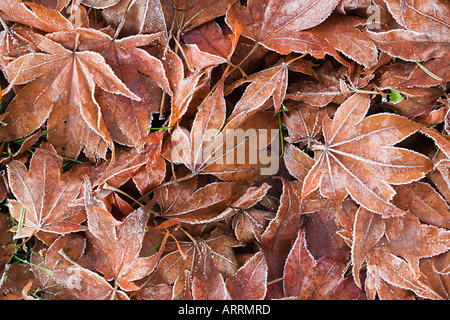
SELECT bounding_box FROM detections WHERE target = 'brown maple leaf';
[0,33,140,160]
[161,0,237,35]
[352,207,450,298]
[0,0,73,33]
[101,0,167,37]
[84,181,167,291]
[169,78,279,181]
[283,228,363,300]
[48,28,172,149]
[225,251,268,300]
[7,143,89,244]
[226,0,340,56]
[301,93,433,217]
[383,0,450,39]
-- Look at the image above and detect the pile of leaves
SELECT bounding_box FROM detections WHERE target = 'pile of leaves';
[0,0,449,300]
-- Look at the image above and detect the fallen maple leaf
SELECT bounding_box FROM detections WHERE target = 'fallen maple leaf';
[161,0,237,35]
[192,241,229,300]
[49,28,172,149]
[84,178,168,291]
[7,143,88,244]
[0,33,140,160]
[283,228,362,299]
[0,0,72,33]
[225,251,268,300]
[383,0,450,39]
[226,0,340,56]
[301,93,433,217]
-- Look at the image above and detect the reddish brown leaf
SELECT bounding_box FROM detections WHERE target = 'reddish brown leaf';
[365,28,449,62]
[89,130,165,196]
[0,214,14,277]
[225,251,268,300]
[283,104,333,147]
[366,247,443,300]
[160,182,246,224]
[183,21,237,62]
[226,0,340,56]
[192,241,229,300]
[84,180,165,291]
[161,0,237,34]
[0,0,72,33]
[286,61,349,107]
[393,182,450,229]
[102,0,166,37]
[52,29,171,148]
[170,79,279,181]
[7,143,88,243]
[312,13,379,68]
[226,62,289,115]
[382,213,450,275]
[351,207,385,288]
[383,0,450,39]
[232,209,275,243]
[0,33,139,159]
[301,93,433,217]
[283,228,362,299]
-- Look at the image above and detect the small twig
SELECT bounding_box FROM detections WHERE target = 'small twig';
[10,230,37,252]
[235,41,259,70]
[180,227,197,245]
[159,91,167,120]
[172,33,193,71]
[267,277,284,286]
[103,184,145,208]
[285,52,309,66]
[110,279,118,300]
[154,171,198,190]
[113,0,135,39]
